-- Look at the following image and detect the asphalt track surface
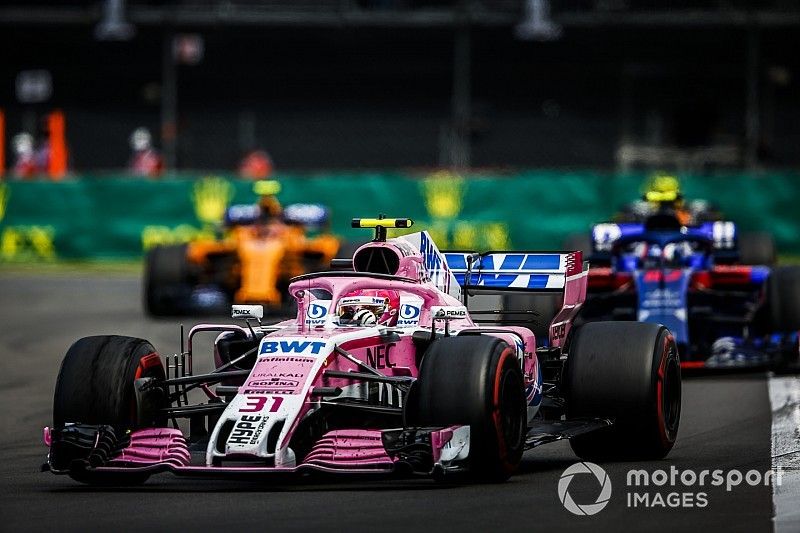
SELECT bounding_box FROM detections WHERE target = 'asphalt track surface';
[0,274,780,532]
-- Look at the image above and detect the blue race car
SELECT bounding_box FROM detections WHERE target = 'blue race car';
[580,213,799,370]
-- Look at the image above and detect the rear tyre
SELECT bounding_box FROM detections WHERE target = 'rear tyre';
[738,231,776,266]
[52,335,167,484]
[766,266,800,371]
[768,266,800,333]
[144,244,190,316]
[566,322,681,461]
[409,335,526,481]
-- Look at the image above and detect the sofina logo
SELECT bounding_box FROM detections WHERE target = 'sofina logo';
[558,462,613,516]
[192,176,234,225]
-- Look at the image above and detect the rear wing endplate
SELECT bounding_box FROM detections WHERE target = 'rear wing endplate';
[443,251,587,348]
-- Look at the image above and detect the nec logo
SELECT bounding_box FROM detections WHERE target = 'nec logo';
[260,340,327,355]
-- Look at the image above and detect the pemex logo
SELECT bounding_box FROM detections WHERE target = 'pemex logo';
[558,462,613,516]
[192,176,234,225]
[421,170,465,219]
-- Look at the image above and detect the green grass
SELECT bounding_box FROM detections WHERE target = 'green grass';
[0,260,143,276]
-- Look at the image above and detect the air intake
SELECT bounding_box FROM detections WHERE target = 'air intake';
[352,245,401,275]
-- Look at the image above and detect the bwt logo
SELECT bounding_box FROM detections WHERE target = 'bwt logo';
[260,340,327,355]
[306,303,328,320]
[420,232,450,292]
[558,462,612,516]
[400,304,420,320]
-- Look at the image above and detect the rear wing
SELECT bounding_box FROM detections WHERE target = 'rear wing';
[443,251,585,292]
[443,251,587,348]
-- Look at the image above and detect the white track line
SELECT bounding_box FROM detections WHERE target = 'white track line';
[768,375,800,532]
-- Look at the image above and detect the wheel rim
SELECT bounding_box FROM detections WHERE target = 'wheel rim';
[661,350,681,437]
[498,366,525,451]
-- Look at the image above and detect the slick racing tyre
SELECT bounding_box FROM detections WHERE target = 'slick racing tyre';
[409,335,526,481]
[738,232,776,266]
[144,244,191,316]
[54,335,167,430]
[768,266,800,333]
[565,322,681,461]
[766,266,800,370]
[52,336,167,484]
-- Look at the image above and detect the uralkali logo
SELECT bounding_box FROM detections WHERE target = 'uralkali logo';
[558,462,612,516]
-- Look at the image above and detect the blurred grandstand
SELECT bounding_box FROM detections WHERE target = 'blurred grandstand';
[1,1,799,173]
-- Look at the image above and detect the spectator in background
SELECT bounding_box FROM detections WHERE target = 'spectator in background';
[128,127,163,177]
[12,133,37,179]
[239,149,274,180]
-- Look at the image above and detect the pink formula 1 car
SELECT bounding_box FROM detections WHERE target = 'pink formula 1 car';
[45,218,681,484]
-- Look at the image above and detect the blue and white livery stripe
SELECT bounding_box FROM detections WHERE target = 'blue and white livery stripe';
[444,252,572,290]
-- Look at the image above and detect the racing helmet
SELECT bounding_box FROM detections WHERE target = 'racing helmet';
[130,127,152,152]
[336,289,400,327]
[253,180,283,219]
[643,174,684,208]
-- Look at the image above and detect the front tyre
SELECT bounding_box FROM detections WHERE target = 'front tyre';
[408,335,526,481]
[54,335,166,429]
[566,322,681,461]
[51,336,167,482]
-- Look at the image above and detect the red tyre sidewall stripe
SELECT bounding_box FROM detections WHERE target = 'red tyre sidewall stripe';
[134,352,161,380]
[492,347,516,472]
[656,333,674,447]
[132,352,162,423]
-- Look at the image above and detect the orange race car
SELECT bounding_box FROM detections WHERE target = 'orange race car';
[144,182,350,316]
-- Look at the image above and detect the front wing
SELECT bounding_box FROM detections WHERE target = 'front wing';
[44,418,613,482]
